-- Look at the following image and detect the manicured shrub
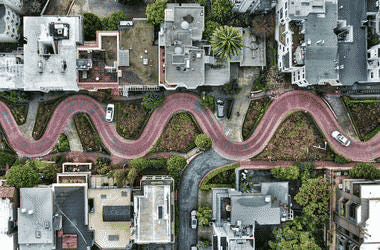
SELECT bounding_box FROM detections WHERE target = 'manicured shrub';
[195,134,212,150]
[6,161,40,188]
[197,207,212,226]
[130,157,151,171]
[271,165,300,180]
[167,156,187,180]
[349,163,380,180]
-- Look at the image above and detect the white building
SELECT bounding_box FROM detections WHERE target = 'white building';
[231,0,274,14]
[367,44,380,82]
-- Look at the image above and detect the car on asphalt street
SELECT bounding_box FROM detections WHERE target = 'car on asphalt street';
[216,98,225,118]
[106,104,115,122]
[331,131,350,146]
[191,210,197,229]
[191,245,197,250]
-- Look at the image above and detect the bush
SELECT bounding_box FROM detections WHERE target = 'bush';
[204,20,222,41]
[5,161,40,188]
[195,134,212,150]
[42,163,61,184]
[145,0,167,25]
[349,163,380,180]
[200,163,239,191]
[295,162,317,181]
[55,134,70,152]
[130,157,151,171]
[150,158,166,169]
[271,165,300,180]
[102,11,128,31]
[142,92,165,111]
[197,207,212,226]
[334,154,351,164]
[222,79,241,95]
[200,92,215,112]
[127,168,138,184]
[167,156,187,180]
[113,169,128,187]
[209,0,233,25]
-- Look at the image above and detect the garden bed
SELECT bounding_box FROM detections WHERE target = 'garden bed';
[73,113,109,154]
[343,98,380,141]
[116,101,151,140]
[33,97,65,140]
[253,111,331,161]
[9,104,28,125]
[242,97,272,140]
[150,112,201,153]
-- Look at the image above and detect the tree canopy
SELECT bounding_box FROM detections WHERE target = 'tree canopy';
[209,0,233,25]
[197,206,212,226]
[167,155,187,180]
[142,92,165,111]
[349,163,380,180]
[200,92,215,112]
[145,0,167,25]
[204,20,222,41]
[5,160,40,188]
[269,215,322,250]
[294,177,332,223]
[195,134,212,150]
[211,26,243,62]
[102,11,128,31]
[83,13,103,41]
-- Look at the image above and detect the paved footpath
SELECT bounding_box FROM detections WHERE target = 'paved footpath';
[0,91,379,161]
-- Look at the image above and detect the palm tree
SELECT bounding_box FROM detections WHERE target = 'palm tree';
[210,26,243,62]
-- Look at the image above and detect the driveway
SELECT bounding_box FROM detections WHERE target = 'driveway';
[178,149,233,249]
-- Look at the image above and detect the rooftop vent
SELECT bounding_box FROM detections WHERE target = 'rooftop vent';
[21,208,27,214]
[265,196,271,203]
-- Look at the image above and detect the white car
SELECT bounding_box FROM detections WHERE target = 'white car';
[191,210,197,229]
[331,131,350,146]
[106,104,114,122]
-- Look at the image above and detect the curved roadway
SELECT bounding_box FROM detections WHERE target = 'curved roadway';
[0,91,376,161]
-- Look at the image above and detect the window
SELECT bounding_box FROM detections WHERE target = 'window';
[158,206,163,219]
[368,52,371,58]
[301,2,310,6]
[101,194,107,199]
[108,235,119,241]
[121,191,128,197]
[371,71,374,78]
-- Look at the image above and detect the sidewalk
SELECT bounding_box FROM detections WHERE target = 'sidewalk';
[323,94,359,142]
[18,95,40,141]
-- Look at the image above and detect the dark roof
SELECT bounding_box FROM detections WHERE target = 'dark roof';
[102,206,133,222]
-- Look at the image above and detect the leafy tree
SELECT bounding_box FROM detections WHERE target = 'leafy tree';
[209,0,233,25]
[5,160,40,188]
[145,0,167,25]
[130,157,151,171]
[204,20,222,41]
[83,13,103,41]
[295,162,317,181]
[113,169,128,187]
[150,158,166,169]
[200,92,215,112]
[294,177,332,224]
[167,155,187,180]
[349,163,380,180]
[142,92,165,111]
[54,134,70,152]
[41,163,61,184]
[269,215,322,250]
[195,134,212,150]
[272,165,300,180]
[0,152,16,168]
[197,206,212,226]
[211,26,243,62]
[102,11,128,31]
[222,79,241,95]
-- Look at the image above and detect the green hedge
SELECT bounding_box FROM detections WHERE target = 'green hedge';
[199,163,239,191]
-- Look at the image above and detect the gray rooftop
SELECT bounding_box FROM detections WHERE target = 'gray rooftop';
[18,188,55,250]
[134,183,172,244]
[304,1,339,85]
[0,53,24,89]
[0,4,5,34]
[23,16,83,92]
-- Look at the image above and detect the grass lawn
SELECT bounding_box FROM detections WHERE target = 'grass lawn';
[343,98,380,141]
[150,112,201,153]
[73,113,110,154]
[242,97,272,140]
[253,112,331,161]
[34,160,56,172]
[116,102,151,140]
[9,104,28,125]
[119,19,158,84]
[33,98,63,140]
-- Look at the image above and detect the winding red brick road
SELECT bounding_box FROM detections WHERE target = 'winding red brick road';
[0,91,376,161]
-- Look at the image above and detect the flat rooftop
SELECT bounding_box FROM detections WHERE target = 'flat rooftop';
[303,1,339,85]
[0,53,24,90]
[134,184,172,244]
[18,188,55,250]
[23,16,82,92]
[0,198,14,250]
[88,188,133,249]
